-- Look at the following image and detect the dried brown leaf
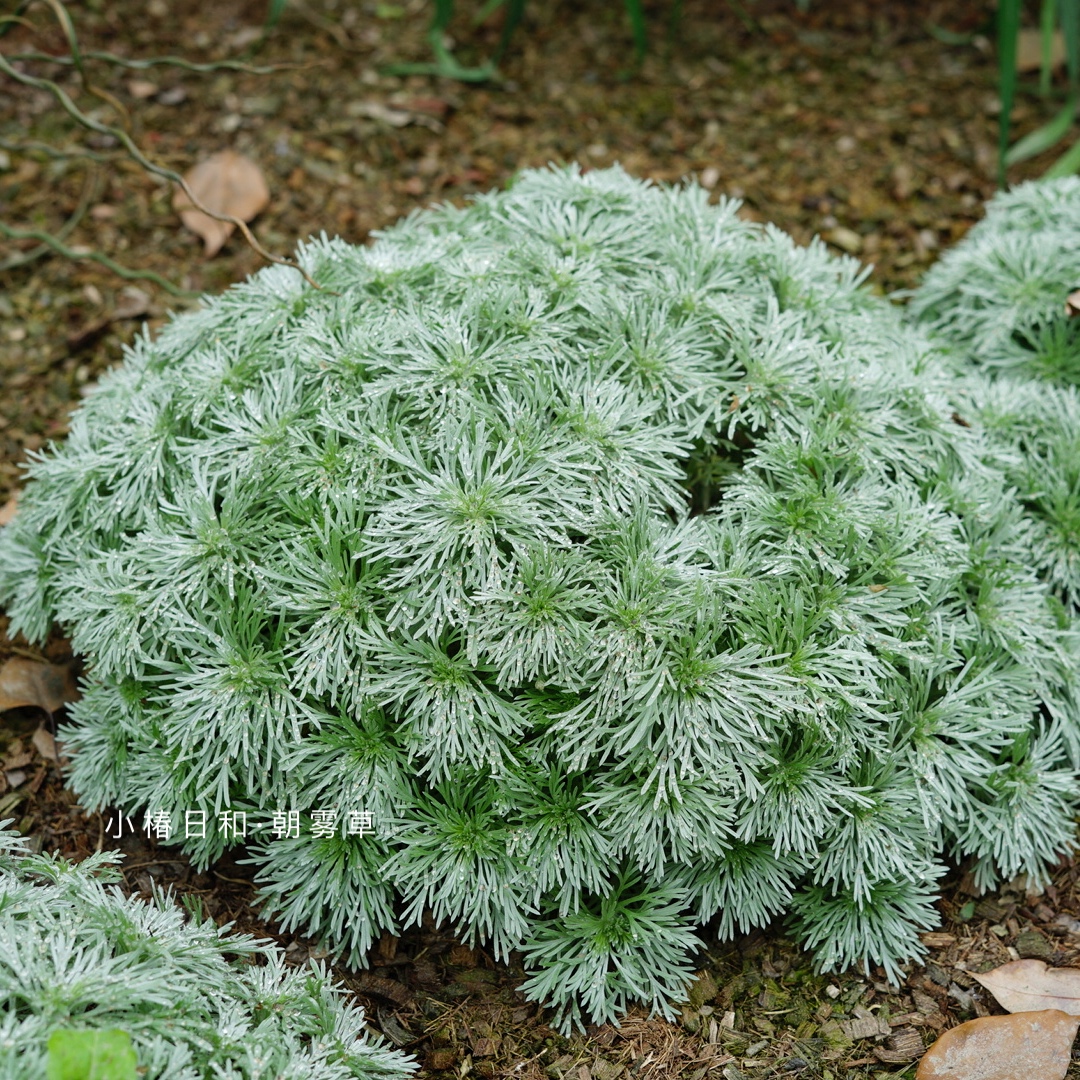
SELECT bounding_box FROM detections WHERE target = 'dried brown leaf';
[916,1010,1078,1080]
[127,79,159,99]
[1017,28,1066,74]
[172,150,270,257]
[920,928,954,946]
[0,493,18,526]
[973,959,1080,1015]
[1065,289,1080,318]
[31,725,58,762]
[0,657,80,715]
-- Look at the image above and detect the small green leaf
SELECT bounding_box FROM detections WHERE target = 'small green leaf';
[1045,133,1080,176]
[263,0,288,31]
[998,0,1022,184]
[47,1029,137,1080]
[624,0,648,63]
[1005,95,1077,165]
[958,901,976,922]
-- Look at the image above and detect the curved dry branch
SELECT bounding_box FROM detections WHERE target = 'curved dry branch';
[0,162,101,272]
[0,221,198,297]
[0,137,121,162]
[0,0,330,293]
[8,49,307,75]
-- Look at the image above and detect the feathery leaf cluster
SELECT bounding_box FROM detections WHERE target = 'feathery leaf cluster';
[0,821,416,1079]
[2,166,1079,1030]
[910,177,1080,611]
[910,175,1080,386]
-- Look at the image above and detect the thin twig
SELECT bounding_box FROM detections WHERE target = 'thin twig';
[0,1,329,292]
[0,161,100,271]
[0,136,121,161]
[0,221,198,296]
[8,48,305,74]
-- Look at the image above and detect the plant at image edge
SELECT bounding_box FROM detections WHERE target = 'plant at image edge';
[0,821,417,1078]
[3,166,1080,1032]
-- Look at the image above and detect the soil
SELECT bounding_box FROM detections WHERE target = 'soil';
[2,1,1080,1077]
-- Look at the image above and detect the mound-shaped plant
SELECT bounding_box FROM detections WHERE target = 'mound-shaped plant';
[0,821,416,1078]
[2,165,1080,1031]
[910,175,1080,386]
[909,176,1080,611]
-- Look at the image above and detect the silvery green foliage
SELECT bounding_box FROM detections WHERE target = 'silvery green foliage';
[2,165,1080,1030]
[0,822,416,1079]
[909,176,1080,386]
[909,178,1080,610]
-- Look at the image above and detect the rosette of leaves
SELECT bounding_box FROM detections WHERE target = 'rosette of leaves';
[2,165,1079,1031]
[0,821,416,1079]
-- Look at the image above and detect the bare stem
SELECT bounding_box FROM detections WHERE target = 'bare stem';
[0,162,101,271]
[0,220,199,297]
[8,49,304,75]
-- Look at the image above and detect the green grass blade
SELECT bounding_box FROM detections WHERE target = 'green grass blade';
[474,0,506,23]
[264,0,288,32]
[1061,0,1080,91]
[1006,94,1077,164]
[1041,0,1058,95]
[1045,132,1080,174]
[927,22,977,46]
[624,0,648,63]
[998,0,1022,185]
[667,0,684,52]
[388,0,496,82]
[430,0,455,37]
[493,0,526,62]
[723,0,761,34]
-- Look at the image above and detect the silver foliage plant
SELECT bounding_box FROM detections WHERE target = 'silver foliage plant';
[2,166,1080,1032]
[0,821,416,1079]
[910,175,1080,386]
[909,176,1080,611]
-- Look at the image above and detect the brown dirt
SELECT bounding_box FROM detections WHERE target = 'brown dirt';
[2,1,1079,1077]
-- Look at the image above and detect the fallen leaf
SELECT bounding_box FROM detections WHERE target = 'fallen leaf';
[31,726,57,762]
[47,1028,137,1080]
[973,959,1080,1015]
[0,657,80,715]
[113,286,151,321]
[0,492,18,526]
[916,1010,1078,1080]
[1017,28,1066,74]
[172,150,270,257]
[3,739,32,770]
[824,226,862,255]
[1066,289,1080,318]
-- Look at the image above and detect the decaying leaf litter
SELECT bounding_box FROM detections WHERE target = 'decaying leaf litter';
[3,0,1080,1076]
